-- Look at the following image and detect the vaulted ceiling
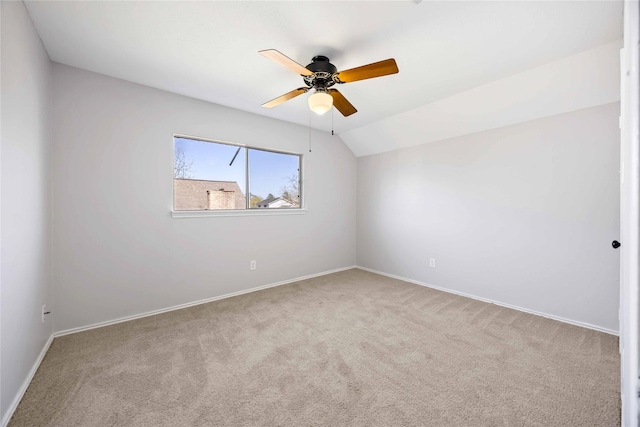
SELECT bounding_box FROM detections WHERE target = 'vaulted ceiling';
[24,1,623,156]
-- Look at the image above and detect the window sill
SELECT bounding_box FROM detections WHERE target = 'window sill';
[171,209,307,219]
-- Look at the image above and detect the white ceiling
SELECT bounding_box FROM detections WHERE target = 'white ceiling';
[25,0,622,153]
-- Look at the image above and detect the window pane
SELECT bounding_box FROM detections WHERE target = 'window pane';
[248,149,300,209]
[173,137,247,210]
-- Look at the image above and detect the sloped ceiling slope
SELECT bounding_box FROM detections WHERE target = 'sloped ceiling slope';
[343,40,622,157]
[25,1,622,156]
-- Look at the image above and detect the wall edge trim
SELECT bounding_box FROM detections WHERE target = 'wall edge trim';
[54,265,357,338]
[356,265,619,336]
[2,334,55,427]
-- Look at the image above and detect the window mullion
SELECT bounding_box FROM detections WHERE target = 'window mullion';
[245,148,250,209]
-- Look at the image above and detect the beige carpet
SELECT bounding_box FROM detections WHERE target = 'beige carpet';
[9,269,620,426]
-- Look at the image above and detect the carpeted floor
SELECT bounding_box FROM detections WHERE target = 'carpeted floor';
[9,269,620,426]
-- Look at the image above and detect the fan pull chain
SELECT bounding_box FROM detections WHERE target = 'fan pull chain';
[331,106,334,136]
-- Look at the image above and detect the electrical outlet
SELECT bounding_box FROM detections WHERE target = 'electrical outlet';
[250,260,256,271]
[429,258,436,268]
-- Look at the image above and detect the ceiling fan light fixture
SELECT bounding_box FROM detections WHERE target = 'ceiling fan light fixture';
[308,90,333,115]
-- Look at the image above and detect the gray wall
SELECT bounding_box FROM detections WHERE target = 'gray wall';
[1,1,53,422]
[52,64,357,333]
[357,103,620,332]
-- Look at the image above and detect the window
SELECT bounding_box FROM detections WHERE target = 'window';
[173,135,301,212]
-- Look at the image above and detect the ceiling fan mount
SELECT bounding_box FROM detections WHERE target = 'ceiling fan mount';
[303,56,338,90]
[259,49,399,117]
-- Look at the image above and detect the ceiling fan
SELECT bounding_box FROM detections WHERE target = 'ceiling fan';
[259,49,399,117]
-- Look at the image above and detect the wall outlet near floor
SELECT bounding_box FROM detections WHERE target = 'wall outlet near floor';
[250,260,256,271]
[429,258,436,268]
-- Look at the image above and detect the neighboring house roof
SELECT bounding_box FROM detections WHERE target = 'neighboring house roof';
[174,178,246,210]
[256,197,294,208]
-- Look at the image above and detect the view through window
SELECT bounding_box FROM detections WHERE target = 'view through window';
[173,136,301,211]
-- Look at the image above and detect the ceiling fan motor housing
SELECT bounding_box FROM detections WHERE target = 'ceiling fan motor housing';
[304,56,338,91]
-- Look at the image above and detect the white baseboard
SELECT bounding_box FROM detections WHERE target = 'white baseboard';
[2,333,54,427]
[55,265,357,338]
[356,266,619,336]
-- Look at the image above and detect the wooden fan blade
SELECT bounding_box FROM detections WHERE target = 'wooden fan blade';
[334,58,398,83]
[328,89,357,117]
[259,49,313,76]
[262,87,308,108]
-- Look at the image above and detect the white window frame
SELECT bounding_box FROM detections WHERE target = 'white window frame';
[171,133,306,218]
